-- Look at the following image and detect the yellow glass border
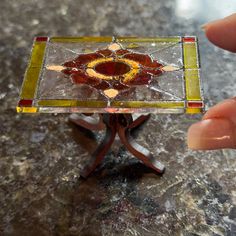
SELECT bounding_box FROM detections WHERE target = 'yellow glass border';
[20,41,47,99]
[183,41,202,102]
[50,36,113,43]
[16,107,38,113]
[113,101,184,109]
[117,37,181,43]
[183,42,198,69]
[50,36,181,43]
[186,108,202,114]
[185,69,202,101]
[37,100,185,109]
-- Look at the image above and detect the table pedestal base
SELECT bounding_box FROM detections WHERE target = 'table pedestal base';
[69,114,165,178]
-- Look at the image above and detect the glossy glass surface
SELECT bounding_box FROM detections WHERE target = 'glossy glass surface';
[17,36,204,114]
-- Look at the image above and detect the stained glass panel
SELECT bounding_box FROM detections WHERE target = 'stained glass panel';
[17,36,204,114]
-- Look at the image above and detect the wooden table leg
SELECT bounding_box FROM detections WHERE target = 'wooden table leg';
[128,114,151,129]
[117,114,165,174]
[70,113,165,178]
[79,114,116,178]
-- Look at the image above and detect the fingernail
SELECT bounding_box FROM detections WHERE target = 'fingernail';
[201,19,222,31]
[201,23,210,31]
[187,118,236,150]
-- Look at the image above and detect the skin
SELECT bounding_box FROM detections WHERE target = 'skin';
[187,13,236,150]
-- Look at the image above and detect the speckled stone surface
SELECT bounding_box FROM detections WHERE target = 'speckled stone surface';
[1,0,236,235]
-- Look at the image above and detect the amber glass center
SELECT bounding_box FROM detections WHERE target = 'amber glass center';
[94,61,131,76]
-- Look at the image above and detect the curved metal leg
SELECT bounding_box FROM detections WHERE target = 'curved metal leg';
[80,114,116,178]
[69,114,105,131]
[117,114,165,174]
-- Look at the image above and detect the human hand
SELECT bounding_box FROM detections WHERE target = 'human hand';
[187,13,236,150]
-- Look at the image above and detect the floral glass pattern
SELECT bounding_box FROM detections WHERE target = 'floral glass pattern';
[61,43,163,100]
[17,36,204,114]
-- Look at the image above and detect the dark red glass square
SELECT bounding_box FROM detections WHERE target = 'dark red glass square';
[35,37,48,42]
[187,101,204,108]
[183,37,196,43]
[18,99,33,107]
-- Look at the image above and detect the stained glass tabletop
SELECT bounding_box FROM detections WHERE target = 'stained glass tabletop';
[17,36,204,114]
[16,36,204,178]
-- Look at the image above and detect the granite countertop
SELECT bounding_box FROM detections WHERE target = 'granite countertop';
[0,0,236,235]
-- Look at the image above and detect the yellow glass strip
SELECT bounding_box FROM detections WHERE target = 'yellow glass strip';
[38,100,107,107]
[186,108,202,114]
[50,37,181,43]
[20,67,42,99]
[183,43,198,69]
[185,69,201,100]
[38,100,185,109]
[29,42,47,67]
[50,37,113,43]
[20,42,47,99]
[112,101,184,108]
[16,107,38,113]
[117,37,181,43]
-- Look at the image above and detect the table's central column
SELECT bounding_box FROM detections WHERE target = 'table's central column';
[70,113,165,178]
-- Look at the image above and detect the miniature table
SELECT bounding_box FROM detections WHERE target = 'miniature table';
[17,36,204,178]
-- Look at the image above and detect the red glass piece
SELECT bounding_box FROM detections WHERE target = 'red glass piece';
[113,81,130,90]
[97,49,113,57]
[63,61,77,68]
[115,49,130,55]
[18,99,33,107]
[129,72,152,85]
[93,80,110,90]
[187,101,204,108]
[183,37,196,43]
[148,60,163,69]
[123,53,163,69]
[124,53,151,66]
[71,73,101,87]
[35,37,48,42]
[75,53,103,66]
[71,72,90,84]
[95,61,131,76]
[62,68,78,76]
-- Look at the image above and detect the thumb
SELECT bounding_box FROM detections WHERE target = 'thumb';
[187,98,236,150]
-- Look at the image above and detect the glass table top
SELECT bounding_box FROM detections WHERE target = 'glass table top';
[17,36,204,114]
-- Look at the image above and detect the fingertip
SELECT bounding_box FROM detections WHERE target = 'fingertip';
[203,13,236,52]
[187,121,203,150]
[203,98,236,125]
[187,119,236,150]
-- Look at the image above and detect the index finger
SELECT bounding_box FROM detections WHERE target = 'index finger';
[203,13,236,52]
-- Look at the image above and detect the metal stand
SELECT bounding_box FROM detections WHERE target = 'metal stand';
[69,113,165,178]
